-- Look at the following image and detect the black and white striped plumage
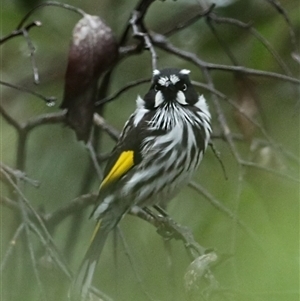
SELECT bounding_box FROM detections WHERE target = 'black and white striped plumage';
[71,68,212,300]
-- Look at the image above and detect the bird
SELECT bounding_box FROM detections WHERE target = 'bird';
[70,68,212,300]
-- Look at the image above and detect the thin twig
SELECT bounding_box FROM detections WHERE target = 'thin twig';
[0,21,41,45]
[208,142,228,180]
[0,80,57,105]
[151,33,300,85]
[0,192,72,281]
[204,67,242,162]
[208,13,293,76]
[44,194,97,227]
[188,181,265,252]
[0,223,24,272]
[240,160,300,183]
[206,63,299,84]
[265,0,299,53]
[85,139,103,180]
[0,163,40,187]
[27,219,72,279]
[130,10,158,70]
[0,197,19,212]
[0,193,96,234]
[22,29,40,84]
[24,111,66,132]
[93,113,120,141]
[192,81,274,149]
[230,163,244,286]
[192,80,299,168]
[96,78,150,106]
[117,227,156,301]
[164,4,216,36]
[206,16,240,66]
[1,168,72,278]
[15,176,47,301]
[0,104,22,131]
[89,286,115,301]
[17,1,85,29]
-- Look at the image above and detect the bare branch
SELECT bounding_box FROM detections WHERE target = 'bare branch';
[24,111,66,131]
[119,0,156,45]
[151,33,300,85]
[44,194,97,227]
[0,163,40,187]
[130,206,207,259]
[0,103,22,131]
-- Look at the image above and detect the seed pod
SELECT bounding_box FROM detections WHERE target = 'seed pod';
[61,14,118,142]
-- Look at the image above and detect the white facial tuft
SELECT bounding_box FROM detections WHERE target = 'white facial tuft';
[195,95,210,116]
[153,69,160,76]
[154,91,164,107]
[136,95,145,108]
[194,95,212,146]
[179,69,191,75]
[134,96,149,126]
[176,91,188,105]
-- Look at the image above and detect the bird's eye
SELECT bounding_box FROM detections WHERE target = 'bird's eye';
[154,85,160,92]
[182,84,187,91]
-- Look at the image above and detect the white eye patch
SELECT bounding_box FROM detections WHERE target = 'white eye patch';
[158,74,180,87]
[170,74,180,85]
[158,76,169,87]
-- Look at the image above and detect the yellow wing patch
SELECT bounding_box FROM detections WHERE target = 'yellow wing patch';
[100,150,134,189]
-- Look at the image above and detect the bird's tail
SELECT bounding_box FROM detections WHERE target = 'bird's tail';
[69,219,111,301]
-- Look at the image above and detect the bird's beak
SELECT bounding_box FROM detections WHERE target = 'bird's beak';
[162,84,177,100]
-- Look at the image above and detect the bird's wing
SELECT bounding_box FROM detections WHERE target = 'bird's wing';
[99,115,144,192]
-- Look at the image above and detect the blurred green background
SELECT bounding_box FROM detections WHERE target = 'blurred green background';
[1,0,299,301]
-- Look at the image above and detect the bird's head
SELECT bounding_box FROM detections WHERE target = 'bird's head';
[143,68,199,109]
